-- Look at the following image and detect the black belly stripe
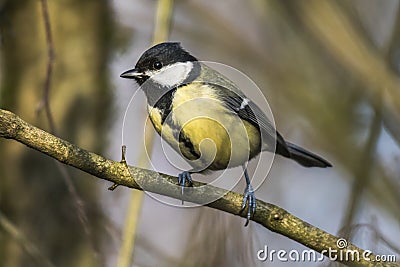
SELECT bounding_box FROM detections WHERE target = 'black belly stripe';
[153,88,176,125]
[179,131,200,160]
[151,85,200,160]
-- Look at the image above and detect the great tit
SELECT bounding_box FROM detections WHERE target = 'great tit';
[121,42,331,226]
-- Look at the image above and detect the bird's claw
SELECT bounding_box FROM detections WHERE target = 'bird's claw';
[178,171,193,204]
[240,184,256,226]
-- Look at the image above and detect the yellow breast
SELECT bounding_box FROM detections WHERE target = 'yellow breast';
[170,83,261,170]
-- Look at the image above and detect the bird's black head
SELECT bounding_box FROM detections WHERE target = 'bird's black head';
[120,42,198,86]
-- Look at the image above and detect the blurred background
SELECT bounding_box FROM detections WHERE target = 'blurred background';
[0,0,399,266]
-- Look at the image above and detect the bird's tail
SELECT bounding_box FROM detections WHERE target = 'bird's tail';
[285,142,332,168]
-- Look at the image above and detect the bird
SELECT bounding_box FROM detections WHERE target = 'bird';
[120,42,331,226]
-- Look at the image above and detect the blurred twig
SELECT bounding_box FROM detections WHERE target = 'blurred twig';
[1,109,398,267]
[386,2,400,74]
[0,211,55,267]
[276,0,400,222]
[37,0,101,264]
[153,0,174,44]
[295,0,400,147]
[116,1,174,267]
[37,0,55,131]
[340,100,382,240]
[340,1,400,240]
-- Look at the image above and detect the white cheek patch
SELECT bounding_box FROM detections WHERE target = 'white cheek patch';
[148,62,193,88]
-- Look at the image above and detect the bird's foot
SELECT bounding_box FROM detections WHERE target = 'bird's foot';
[240,184,256,226]
[178,171,193,204]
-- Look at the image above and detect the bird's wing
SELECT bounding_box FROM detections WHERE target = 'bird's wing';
[207,82,290,156]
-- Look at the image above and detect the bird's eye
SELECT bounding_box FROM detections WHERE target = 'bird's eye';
[153,61,162,70]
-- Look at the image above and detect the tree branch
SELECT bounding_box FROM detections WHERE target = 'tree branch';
[0,109,396,267]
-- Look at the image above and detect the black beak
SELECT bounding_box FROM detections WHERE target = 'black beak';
[120,68,144,79]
